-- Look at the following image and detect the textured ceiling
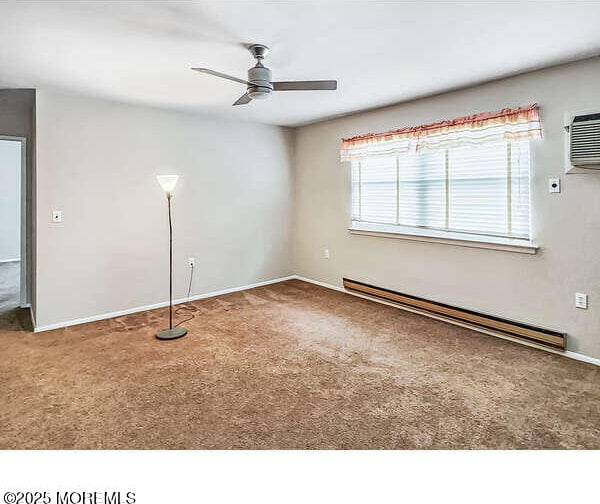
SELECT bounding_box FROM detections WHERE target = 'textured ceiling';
[1,1,600,126]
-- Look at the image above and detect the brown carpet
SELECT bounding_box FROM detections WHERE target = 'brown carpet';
[0,279,598,449]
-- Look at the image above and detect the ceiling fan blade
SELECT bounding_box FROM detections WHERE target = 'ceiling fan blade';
[191,67,250,86]
[272,80,337,91]
[233,93,252,106]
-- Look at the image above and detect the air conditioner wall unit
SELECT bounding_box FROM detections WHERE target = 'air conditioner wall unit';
[565,110,600,173]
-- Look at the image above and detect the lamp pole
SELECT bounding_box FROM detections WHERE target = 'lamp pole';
[156,176,187,340]
[168,191,173,330]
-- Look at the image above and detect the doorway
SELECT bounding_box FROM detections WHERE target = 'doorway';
[0,137,27,330]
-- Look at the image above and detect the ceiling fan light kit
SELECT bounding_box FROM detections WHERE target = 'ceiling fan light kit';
[192,44,337,106]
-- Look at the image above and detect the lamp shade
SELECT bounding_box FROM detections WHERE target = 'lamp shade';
[156,175,179,192]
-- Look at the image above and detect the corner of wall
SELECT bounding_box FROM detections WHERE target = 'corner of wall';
[288,126,300,276]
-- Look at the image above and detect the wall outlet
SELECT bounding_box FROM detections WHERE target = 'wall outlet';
[52,210,62,223]
[323,248,330,259]
[549,178,561,193]
[575,292,588,309]
[187,257,195,268]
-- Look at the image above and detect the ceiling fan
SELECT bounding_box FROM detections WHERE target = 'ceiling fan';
[191,44,338,106]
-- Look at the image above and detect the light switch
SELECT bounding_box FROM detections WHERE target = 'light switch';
[575,293,588,309]
[549,178,561,193]
[52,210,62,223]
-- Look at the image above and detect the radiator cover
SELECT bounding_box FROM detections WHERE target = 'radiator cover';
[343,278,566,350]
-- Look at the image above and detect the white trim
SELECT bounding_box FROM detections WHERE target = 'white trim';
[293,275,346,292]
[291,275,600,367]
[564,351,600,366]
[33,275,296,333]
[0,258,20,263]
[19,137,27,307]
[349,223,538,254]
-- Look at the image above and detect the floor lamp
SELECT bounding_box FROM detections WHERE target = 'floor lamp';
[156,175,187,341]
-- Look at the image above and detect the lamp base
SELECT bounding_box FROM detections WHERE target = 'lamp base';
[156,327,187,340]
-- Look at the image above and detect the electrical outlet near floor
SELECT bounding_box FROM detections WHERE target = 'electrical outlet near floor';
[187,257,195,268]
[323,248,330,259]
[575,292,588,309]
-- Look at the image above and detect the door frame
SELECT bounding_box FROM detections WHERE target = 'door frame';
[0,135,28,307]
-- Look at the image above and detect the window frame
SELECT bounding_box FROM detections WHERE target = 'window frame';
[348,140,538,254]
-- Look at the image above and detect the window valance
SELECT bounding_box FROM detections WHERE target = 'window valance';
[340,103,542,161]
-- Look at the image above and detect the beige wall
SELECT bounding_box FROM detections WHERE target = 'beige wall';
[35,90,294,327]
[294,57,600,359]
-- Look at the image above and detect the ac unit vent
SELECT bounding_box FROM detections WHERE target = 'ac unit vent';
[570,113,600,168]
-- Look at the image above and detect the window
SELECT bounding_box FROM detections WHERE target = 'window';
[342,104,541,246]
[351,139,531,240]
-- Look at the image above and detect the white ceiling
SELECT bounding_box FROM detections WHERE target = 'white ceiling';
[1,1,600,126]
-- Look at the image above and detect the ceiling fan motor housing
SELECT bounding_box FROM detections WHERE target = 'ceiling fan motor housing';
[247,65,273,99]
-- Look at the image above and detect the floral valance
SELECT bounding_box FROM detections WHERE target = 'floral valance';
[340,104,542,161]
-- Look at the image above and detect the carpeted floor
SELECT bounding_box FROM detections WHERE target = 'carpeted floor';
[0,279,598,449]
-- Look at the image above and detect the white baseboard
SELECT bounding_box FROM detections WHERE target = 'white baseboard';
[291,275,600,367]
[33,275,296,333]
[563,350,600,366]
[293,275,345,292]
[0,258,20,264]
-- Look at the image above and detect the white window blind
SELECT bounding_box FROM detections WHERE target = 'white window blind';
[351,139,531,240]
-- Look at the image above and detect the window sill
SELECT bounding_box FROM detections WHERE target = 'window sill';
[348,223,538,254]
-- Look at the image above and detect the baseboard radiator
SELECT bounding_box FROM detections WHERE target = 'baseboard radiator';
[342,278,566,350]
